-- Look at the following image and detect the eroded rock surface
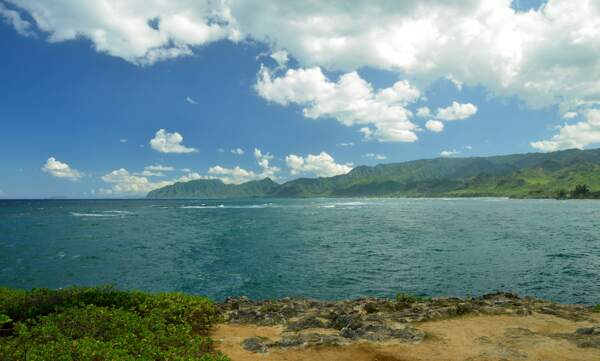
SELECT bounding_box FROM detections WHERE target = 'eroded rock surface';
[218,292,596,353]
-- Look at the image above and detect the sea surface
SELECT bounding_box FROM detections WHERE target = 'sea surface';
[1,198,599,304]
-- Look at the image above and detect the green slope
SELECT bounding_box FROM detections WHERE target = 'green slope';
[147,148,600,199]
[146,177,278,199]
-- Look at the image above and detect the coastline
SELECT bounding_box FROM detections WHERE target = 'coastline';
[1,287,600,360]
[215,292,600,360]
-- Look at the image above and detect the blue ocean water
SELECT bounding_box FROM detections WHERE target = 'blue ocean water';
[1,198,599,304]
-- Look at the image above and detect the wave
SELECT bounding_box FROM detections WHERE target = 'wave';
[180,204,272,209]
[103,210,134,214]
[70,211,132,217]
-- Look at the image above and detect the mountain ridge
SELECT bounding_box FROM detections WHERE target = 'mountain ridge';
[146,148,600,199]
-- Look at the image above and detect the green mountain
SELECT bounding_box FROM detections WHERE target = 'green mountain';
[146,177,278,199]
[147,148,600,199]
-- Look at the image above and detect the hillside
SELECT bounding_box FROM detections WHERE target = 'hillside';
[147,148,600,199]
[147,178,278,199]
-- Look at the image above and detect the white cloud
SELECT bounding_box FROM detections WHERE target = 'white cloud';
[5,1,600,113]
[416,107,431,118]
[435,102,478,121]
[136,163,175,176]
[364,153,386,160]
[42,157,82,181]
[464,145,473,150]
[4,0,235,65]
[562,111,578,119]
[207,147,280,184]
[256,66,420,142]
[149,129,197,154]
[336,142,354,147]
[185,96,198,105]
[101,168,208,194]
[440,149,460,157]
[231,148,244,155]
[425,119,444,133]
[217,148,225,153]
[0,3,33,36]
[270,50,289,68]
[285,152,352,177]
[208,165,259,184]
[120,138,128,143]
[253,148,280,179]
[145,164,175,172]
[530,109,600,151]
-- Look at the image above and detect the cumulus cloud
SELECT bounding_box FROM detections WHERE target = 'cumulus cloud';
[149,129,197,154]
[0,3,33,36]
[231,148,244,155]
[435,102,478,121]
[256,66,421,142]
[364,153,386,160]
[562,112,578,119]
[270,50,289,68]
[425,119,444,133]
[416,107,431,118]
[42,157,82,181]
[4,0,235,65]
[208,165,259,184]
[285,152,352,177]
[440,149,460,157]
[4,1,600,112]
[101,168,207,194]
[207,147,280,184]
[530,109,600,151]
[336,142,354,147]
[119,138,128,143]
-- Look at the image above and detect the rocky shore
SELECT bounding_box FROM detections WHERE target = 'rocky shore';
[213,292,600,360]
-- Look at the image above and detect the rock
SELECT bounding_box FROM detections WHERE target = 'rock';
[576,325,600,336]
[328,314,363,330]
[286,316,326,331]
[242,337,269,353]
[269,333,346,349]
[388,326,426,343]
[363,302,379,314]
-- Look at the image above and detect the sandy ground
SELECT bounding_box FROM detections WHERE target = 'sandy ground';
[212,313,600,361]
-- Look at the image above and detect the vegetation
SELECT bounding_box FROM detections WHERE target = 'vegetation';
[396,293,430,304]
[147,178,278,199]
[147,148,600,199]
[0,286,229,361]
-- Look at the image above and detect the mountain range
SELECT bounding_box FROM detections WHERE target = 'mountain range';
[146,148,600,199]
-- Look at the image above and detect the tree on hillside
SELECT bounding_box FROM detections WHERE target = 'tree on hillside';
[571,184,591,198]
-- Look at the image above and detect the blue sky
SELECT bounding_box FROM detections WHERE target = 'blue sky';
[1,0,599,198]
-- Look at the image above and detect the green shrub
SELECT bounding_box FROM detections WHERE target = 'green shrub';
[0,286,229,361]
[396,293,430,304]
[594,304,600,313]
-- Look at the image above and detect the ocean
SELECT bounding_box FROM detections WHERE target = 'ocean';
[1,198,599,304]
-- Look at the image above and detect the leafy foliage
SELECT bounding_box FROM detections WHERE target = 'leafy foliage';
[0,286,229,361]
[396,293,430,305]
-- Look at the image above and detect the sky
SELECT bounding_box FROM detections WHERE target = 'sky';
[1,0,600,198]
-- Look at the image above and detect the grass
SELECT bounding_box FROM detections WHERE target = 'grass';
[0,286,229,361]
[396,293,431,304]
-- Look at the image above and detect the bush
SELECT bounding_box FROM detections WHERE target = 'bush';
[0,286,229,361]
[396,293,430,304]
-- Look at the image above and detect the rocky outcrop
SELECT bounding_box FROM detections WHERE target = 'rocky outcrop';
[219,292,596,353]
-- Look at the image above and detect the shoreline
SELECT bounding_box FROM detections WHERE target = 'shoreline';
[1,287,600,360]
[215,292,600,360]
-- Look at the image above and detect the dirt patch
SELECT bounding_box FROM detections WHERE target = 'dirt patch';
[213,313,600,361]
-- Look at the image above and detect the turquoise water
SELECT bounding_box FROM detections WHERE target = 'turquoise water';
[1,198,599,304]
